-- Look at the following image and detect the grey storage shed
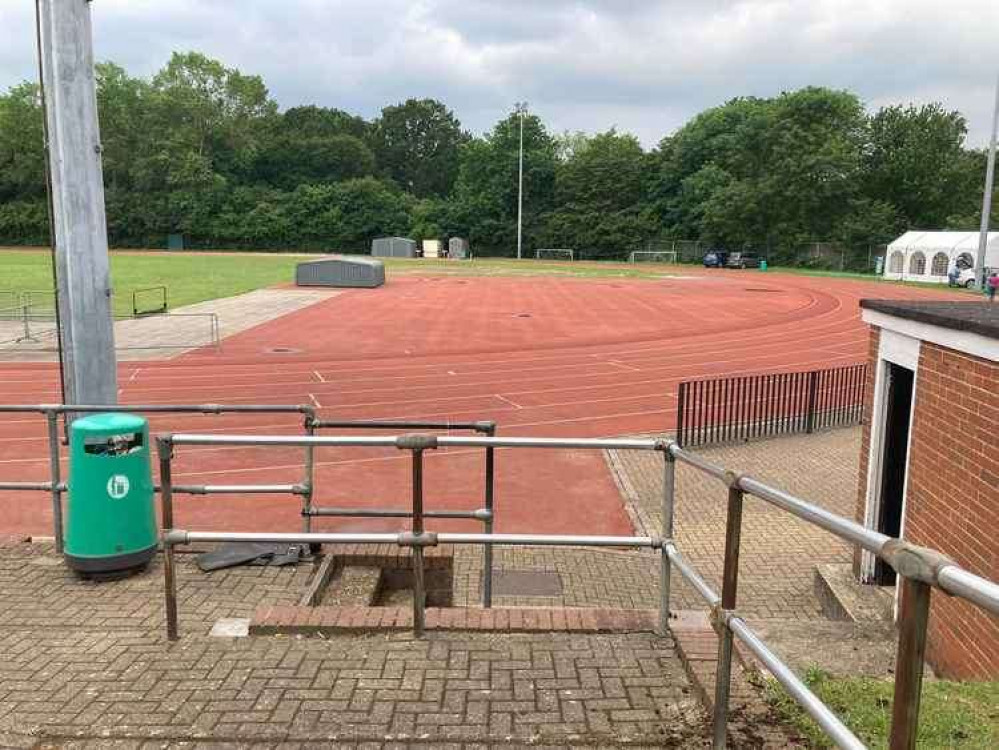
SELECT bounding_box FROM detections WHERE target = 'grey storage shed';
[295,256,385,288]
[371,236,417,258]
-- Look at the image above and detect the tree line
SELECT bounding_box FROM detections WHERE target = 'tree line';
[0,51,993,265]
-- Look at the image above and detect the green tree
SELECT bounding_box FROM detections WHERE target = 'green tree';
[0,82,45,202]
[542,130,653,257]
[649,88,867,251]
[372,98,467,197]
[258,121,375,189]
[865,104,973,229]
[450,111,557,254]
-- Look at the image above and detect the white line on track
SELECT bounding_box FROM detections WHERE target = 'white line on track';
[313,371,325,383]
[308,393,322,408]
[493,394,523,409]
[606,360,642,372]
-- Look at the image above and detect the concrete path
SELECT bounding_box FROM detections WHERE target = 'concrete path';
[0,287,339,362]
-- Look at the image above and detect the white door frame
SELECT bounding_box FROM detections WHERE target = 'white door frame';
[860,329,920,583]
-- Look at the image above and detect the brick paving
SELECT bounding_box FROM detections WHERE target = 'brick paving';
[0,429,856,747]
[0,541,714,748]
[607,427,860,620]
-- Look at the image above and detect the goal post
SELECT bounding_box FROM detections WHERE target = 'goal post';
[535,248,575,261]
[629,250,678,264]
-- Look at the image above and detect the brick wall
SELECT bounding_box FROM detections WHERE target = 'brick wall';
[905,342,999,679]
[853,327,880,576]
[854,328,998,679]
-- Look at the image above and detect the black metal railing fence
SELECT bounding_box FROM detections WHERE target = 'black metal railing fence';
[676,363,867,447]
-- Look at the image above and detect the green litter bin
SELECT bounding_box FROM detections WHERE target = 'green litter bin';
[65,413,157,576]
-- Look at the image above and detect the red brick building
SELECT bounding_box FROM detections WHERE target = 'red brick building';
[855,300,998,679]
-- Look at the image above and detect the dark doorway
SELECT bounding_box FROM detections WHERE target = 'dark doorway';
[875,362,914,585]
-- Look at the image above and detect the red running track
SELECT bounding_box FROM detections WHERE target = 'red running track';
[0,270,964,539]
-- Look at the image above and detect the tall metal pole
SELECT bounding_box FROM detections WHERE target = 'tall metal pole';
[976,74,999,289]
[516,102,527,260]
[36,0,118,407]
[34,0,68,411]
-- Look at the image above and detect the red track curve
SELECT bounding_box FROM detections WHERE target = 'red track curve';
[0,269,964,538]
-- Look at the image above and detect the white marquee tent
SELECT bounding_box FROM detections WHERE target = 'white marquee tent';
[883,231,999,283]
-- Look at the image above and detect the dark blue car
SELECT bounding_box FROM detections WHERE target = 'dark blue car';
[703,250,729,268]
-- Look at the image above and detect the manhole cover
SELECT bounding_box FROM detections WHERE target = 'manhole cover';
[265,347,300,354]
[491,569,563,596]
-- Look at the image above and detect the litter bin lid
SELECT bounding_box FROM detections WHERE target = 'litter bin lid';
[71,412,147,436]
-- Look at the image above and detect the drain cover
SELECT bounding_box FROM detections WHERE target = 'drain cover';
[743,288,780,293]
[491,569,563,596]
[266,347,300,354]
[514,313,532,318]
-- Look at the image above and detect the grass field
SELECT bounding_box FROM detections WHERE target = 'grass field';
[0,248,975,314]
[765,668,998,748]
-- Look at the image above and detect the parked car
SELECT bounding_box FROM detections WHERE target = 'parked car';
[726,251,763,269]
[703,250,729,268]
[949,265,978,288]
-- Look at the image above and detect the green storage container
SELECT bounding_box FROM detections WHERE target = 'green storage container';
[65,413,157,575]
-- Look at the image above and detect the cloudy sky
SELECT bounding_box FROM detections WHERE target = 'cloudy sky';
[2,0,997,147]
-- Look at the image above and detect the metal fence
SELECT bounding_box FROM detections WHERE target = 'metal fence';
[676,364,868,447]
[0,305,222,352]
[154,429,999,750]
[132,285,168,316]
[0,405,499,607]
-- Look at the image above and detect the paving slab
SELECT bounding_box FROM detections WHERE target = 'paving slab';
[0,287,338,362]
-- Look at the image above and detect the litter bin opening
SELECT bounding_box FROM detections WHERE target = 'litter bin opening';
[84,432,144,457]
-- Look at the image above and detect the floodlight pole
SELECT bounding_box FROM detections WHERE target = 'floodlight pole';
[976,73,999,289]
[36,0,118,406]
[515,102,527,260]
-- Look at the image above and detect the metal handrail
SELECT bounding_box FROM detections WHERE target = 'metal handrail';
[0,405,500,608]
[0,403,317,554]
[306,417,498,606]
[156,430,999,750]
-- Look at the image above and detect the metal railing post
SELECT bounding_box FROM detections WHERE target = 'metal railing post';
[303,413,315,535]
[713,480,745,749]
[483,421,496,608]
[411,445,427,637]
[889,577,932,750]
[659,444,676,635]
[805,370,819,434]
[16,302,37,344]
[45,409,64,553]
[157,436,179,641]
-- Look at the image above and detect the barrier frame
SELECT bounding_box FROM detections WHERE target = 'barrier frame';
[157,430,999,750]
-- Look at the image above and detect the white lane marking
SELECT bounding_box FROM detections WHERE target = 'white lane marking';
[606,360,641,372]
[313,370,326,383]
[494,394,523,410]
[308,393,322,408]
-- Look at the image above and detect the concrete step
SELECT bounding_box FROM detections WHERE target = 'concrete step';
[814,563,894,622]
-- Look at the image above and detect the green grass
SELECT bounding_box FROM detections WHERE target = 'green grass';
[0,249,975,316]
[765,667,999,748]
[1,250,304,315]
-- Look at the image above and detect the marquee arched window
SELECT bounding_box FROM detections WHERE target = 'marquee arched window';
[909,251,926,275]
[930,252,949,276]
[888,251,904,273]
